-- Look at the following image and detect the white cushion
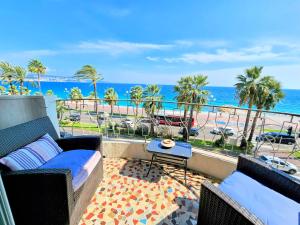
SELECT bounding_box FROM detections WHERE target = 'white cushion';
[72,151,101,191]
[219,171,300,225]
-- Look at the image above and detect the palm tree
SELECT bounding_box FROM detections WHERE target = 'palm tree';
[56,101,68,122]
[8,85,19,95]
[130,86,143,117]
[0,62,16,94]
[184,75,209,141]
[23,87,31,95]
[69,87,83,109]
[104,88,118,115]
[143,84,163,135]
[28,59,46,94]
[174,76,193,139]
[235,66,262,148]
[0,86,6,95]
[74,65,103,112]
[247,76,284,142]
[14,66,27,95]
[46,89,54,96]
[88,91,96,99]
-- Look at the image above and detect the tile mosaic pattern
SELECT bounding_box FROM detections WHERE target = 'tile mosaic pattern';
[79,158,215,225]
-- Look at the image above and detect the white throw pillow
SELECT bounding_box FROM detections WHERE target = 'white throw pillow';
[0,133,63,171]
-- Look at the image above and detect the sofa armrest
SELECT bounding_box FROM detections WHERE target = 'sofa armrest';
[197,181,264,225]
[2,169,74,225]
[56,135,102,153]
[237,154,300,203]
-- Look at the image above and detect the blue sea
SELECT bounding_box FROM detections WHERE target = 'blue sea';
[19,81,300,114]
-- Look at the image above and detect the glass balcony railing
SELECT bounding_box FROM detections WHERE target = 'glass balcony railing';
[56,98,300,176]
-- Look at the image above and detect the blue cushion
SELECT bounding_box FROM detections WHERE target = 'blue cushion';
[39,150,101,191]
[219,171,300,225]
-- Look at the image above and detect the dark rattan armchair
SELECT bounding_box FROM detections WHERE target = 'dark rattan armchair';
[197,155,300,225]
[0,117,104,225]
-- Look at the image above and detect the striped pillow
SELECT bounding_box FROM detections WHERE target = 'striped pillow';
[0,133,63,171]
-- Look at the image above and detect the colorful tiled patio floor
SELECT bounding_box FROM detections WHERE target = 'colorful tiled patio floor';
[79,158,217,225]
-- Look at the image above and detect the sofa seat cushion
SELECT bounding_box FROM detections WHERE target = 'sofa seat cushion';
[219,171,300,225]
[0,133,63,171]
[39,150,101,191]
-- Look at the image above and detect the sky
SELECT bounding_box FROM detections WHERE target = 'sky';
[0,0,300,88]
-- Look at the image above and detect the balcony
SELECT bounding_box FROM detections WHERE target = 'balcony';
[0,96,299,225]
[57,98,299,224]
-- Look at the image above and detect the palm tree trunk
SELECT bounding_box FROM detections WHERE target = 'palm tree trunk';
[182,107,188,140]
[20,82,23,95]
[186,104,195,142]
[93,82,98,113]
[150,108,155,136]
[110,105,113,115]
[38,73,41,94]
[248,109,261,142]
[240,101,253,148]
[135,104,139,117]
[9,82,13,95]
[60,111,63,121]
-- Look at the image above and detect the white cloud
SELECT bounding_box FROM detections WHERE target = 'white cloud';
[45,66,56,73]
[161,39,300,64]
[2,38,299,68]
[163,46,292,64]
[254,38,300,50]
[242,45,273,53]
[174,39,229,48]
[146,56,160,61]
[72,39,229,56]
[200,64,300,89]
[75,40,173,55]
[103,64,300,89]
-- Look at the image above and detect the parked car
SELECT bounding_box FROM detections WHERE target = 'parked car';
[256,132,296,145]
[140,118,159,125]
[97,116,105,125]
[210,127,235,136]
[97,112,110,125]
[60,131,72,138]
[69,113,80,122]
[259,155,298,174]
[178,127,199,136]
[121,119,134,128]
[154,115,195,127]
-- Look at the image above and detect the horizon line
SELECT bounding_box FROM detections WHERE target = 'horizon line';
[23,80,300,91]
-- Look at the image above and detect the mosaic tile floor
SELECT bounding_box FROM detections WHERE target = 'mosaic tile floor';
[79,158,216,225]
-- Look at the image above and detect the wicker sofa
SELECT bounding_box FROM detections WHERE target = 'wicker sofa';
[0,116,104,225]
[197,155,300,225]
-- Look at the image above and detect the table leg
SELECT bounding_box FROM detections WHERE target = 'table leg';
[184,159,187,186]
[146,154,155,177]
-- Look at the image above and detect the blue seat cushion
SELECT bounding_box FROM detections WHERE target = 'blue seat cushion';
[39,150,101,191]
[219,171,300,225]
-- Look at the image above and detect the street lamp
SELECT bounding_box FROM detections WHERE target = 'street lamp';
[126,90,129,115]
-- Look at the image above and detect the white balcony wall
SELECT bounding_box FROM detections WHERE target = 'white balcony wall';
[0,96,46,129]
[103,139,237,180]
[0,96,59,136]
[44,96,60,136]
